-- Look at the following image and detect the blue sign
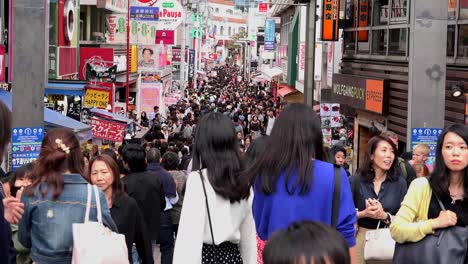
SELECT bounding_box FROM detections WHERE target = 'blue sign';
[130,6,159,21]
[11,127,44,171]
[411,128,443,168]
[264,19,276,51]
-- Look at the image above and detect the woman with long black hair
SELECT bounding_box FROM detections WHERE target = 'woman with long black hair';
[390,124,468,261]
[173,112,256,264]
[244,103,357,262]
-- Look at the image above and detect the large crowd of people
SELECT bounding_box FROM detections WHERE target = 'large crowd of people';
[0,65,467,264]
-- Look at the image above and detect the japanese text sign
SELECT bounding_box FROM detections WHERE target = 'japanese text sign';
[358,0,369,41]
[321,0,339,41]
[130,6,160,21]
[84,89,110,109]
[91,117,126,142]
[11,127,44,171]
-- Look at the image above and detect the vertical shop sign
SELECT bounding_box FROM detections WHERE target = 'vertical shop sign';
[259,3,268,13]
[321,0,339,41]
[264,19,276,50]
[0,45,5,82]
[298,42,306,81]
[358,0,369,41]
[465,94,468,125]
[188,49,195,80]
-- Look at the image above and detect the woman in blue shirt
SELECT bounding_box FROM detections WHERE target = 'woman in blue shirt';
[244,103,357,262]
[349,135,407,264]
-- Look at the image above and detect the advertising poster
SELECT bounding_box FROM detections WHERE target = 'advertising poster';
[11,127,44,171]
[91,117,126,142]
[138,45,158,72]
[66,96,82,121]
[188,49,195,80]
[106,14,157,45]
[156,30,175,45]
[411,128,443,168]
[140,83,161,114]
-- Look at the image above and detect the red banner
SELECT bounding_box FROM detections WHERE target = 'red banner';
[259,3,268,12]
[155,30,175,45]
[91,117,126,142]
[0,45,5,82]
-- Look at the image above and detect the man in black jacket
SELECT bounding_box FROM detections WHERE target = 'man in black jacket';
[122,144,166,261]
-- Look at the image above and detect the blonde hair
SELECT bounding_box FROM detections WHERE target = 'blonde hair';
[413,144,430,157]
[413,163,429,177]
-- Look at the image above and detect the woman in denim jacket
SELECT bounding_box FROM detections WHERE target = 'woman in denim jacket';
[18,128,117,264]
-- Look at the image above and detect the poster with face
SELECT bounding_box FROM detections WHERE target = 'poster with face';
[138,46,158,72]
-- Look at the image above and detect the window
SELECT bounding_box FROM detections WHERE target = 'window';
[343,0,408,58]
[213,25,217,35]
[220,26,224,35]
[215,8,219,13]
[459,24,468,59]
[461,0,468,19]
[228,26,231,35]
[227,9,233,15]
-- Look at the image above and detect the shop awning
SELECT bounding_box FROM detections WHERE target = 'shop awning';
[278,85,298,97]
[90,107,130,123]
[45,82,87,96]
[253,74,270,82]
[0,89,91,133]
[261,66,283,80]
[115,73,139,87]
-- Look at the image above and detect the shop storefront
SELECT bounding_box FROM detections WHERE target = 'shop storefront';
[331,73,389,168]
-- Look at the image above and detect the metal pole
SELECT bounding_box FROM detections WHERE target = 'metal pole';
[12,0,48,128]
[193,12,199,90]
[180,3,187,90]
[125,0,130,113]
[303,0,316,107]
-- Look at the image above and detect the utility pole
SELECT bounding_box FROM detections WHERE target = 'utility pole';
[12,0,48,127]
[303,0,316,107]
[180,0,188,90]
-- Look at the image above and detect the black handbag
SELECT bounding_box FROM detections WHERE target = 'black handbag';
[393,195,468,264]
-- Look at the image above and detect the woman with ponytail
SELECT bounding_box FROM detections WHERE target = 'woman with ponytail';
[18,128,116,264]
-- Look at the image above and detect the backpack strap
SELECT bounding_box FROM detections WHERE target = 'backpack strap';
[398,158,408,179]
[332,165,342,228]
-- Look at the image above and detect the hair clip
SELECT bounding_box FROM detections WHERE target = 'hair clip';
[55,138,70,154]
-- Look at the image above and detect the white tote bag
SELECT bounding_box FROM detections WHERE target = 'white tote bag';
[72,184,129,264]
[364,221,395,261]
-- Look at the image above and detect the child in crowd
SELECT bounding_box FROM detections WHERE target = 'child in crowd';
[263,221,350,264]
[410,144,430,166]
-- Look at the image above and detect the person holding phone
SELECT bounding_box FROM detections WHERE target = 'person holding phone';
[349,135,408,264]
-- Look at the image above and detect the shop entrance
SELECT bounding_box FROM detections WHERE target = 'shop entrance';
[357,125,373,168]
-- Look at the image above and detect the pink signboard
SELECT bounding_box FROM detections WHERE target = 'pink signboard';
[155,30,175,45]
[90,117,126,142]
[140,83,161,114]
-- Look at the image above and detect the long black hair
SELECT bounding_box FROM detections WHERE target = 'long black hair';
[429,124,468,201]
[357,135,398,182]
[263,221,350,264]
[192,112,249,203]
[244,103,324,195]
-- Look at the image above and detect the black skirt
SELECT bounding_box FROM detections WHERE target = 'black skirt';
[202,242,243,264]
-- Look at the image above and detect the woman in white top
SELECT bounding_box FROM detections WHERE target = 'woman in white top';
[173,112,256,264]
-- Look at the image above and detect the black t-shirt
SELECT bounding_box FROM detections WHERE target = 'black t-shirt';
[427,194,468,227]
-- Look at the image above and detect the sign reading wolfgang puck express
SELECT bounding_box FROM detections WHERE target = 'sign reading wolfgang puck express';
[331,74,388,115]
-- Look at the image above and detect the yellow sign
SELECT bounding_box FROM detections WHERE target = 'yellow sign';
[84,89,110,109]
[47,94,65,102]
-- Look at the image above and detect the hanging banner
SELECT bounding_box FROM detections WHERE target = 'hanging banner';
[139,83,162,114]
[298,42,306,81]
[321,0,339,41]
[84,89,111,109]
[0,45,5,82]
[154,0,184,30]
[91,117,126,142]
[188,49,195,80]
[264,19,276,50]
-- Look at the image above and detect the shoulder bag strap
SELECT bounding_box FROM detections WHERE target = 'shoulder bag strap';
[332,165,342,228]
[199,169,217,262]
[84,184,92,222]
[92,185,103,224]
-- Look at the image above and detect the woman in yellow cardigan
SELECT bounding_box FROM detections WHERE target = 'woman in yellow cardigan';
[390,124,468,250]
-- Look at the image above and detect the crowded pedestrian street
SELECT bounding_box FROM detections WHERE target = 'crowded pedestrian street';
[0,0,468,263]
